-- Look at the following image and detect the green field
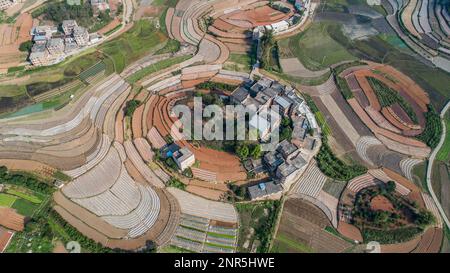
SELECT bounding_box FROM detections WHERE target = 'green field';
[367,77,418,123]
[437,113,450,162]
[126,55,191,84]
[0,185,44,216]
[155,39,181,55]
[100,20,168,73]
[412,161,428,192]
[224,53,253,73]
[207,231,236,240]
[11,199,39,217]
[6,189,42,204]
[271,233,313,253]
[278,22,356,71]
[236,201,281,253]
[0,193,17,207]
[0,85,27,97]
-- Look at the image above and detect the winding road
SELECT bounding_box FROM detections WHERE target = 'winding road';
[426,100,450,229]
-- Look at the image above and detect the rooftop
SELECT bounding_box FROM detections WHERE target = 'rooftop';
[274,95,293,110]
[47,38,63,47]
[231,87,249,103]
[303,136,316,150]
[263,150,284,168]
[248,181,282,200]
[74,26,88,35]
[173,147,194,163]
[277,162,298,178]
[277,140,298,159]
[290,153,307,169]
[31,43,46,52]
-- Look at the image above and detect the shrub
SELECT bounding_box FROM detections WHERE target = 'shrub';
[167,178,186,190]
[19,41,33,52]
[416,104,442,148]
[124,99,141,117]
[315,141,367,181]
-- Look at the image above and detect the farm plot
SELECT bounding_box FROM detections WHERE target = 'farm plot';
[236,201,281,253]
[272,197,352,253]
[0,185,44,217]
[167,213,237,253]
[99,20,169,73]
[278,22,356,71]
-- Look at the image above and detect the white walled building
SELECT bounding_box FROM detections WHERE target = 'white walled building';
[173,148,195,171]
[73,26,89,46]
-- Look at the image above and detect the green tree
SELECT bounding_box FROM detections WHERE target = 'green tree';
[19,41,33,52]
[385,181,396,193]
[414,210,435,227]
[250,144,262,159]
[236,144,249,159]
[124,100,141,117]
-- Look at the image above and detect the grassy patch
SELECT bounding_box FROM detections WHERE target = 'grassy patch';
[279,22,356,71]
[0,85,28,97]
[63,52,103,77]
[100,20,168,73]
[155,39,181,54]
[225,53,253,73]
[412,161,428,191]
[204,241,235,250]
[11,199,39,217]
[159,245,195,253]
[271,232,313,253]
[324,226,355,244]
[264,69,332,86]
[53,170,72,182]
[167,178,186,190]
[0,193,17,207]
[6,189,42,204]
[126,55,190,84]
[236,201,281,253]
[207,231,236,240]
[437,113,450,162]
[104,23,123,36]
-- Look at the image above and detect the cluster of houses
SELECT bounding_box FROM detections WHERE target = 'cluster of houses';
[230,77,319,201]
[28,20,101,66]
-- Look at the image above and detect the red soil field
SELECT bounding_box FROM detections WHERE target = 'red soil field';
[413,227,443,253]
[98,18,121,35]
[223,5,293,27]
[347,98,428,148]
[186,185,224,201]
[366,61,430,108]
[337,221,363,242]
[0,228,13,253]
[380,235,421,253]
[0,208,26,232]
[370,195,395,212]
